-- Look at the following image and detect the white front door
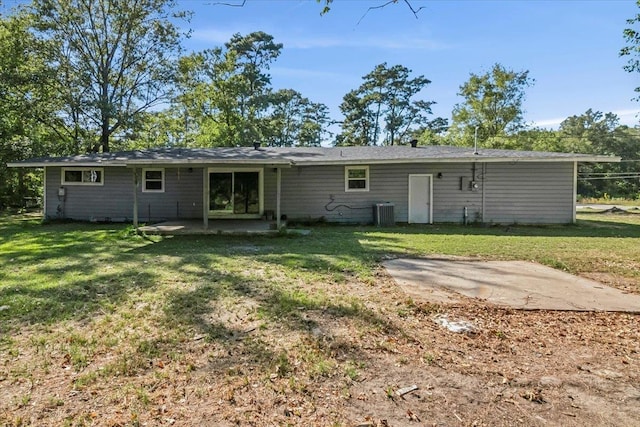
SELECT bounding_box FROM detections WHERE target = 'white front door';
[408,174,432,224]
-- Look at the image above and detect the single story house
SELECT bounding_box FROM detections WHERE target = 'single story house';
[8,145,619,226]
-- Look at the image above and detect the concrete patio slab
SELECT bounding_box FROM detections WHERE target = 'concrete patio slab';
[138,220,311,236]
[383,257,640,312]
[138,220,278,235]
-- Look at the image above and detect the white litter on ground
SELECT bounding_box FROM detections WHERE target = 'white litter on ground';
[434,314,477,333]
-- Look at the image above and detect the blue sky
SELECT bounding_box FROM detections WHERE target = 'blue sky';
[1,0,637,131]
[183,0,640,130]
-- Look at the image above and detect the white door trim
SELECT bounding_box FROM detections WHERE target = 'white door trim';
[408,174,433,224]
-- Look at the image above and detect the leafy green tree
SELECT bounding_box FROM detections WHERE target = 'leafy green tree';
[451,63,534,147]
[31,0,187,153]
[414,117,449,145]
[335,90,376,146]
[224,31,283,144]
[507,128,565,152]
[173,32,329,147]
[558,109,618,154]
[264,89,330,147]
[337,63,433,146]
[175,47,242,147]
[577,124,640,199]
[173,32,283,147]
[0,10,58,207]
[557,110,639,199]
[621,0,640,103]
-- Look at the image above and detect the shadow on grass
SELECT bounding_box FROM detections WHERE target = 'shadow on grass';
[0,215,157,334]
[132,234,403,374]
[0,270,157,333]
[3,212,638,377]
[366,216,640,238]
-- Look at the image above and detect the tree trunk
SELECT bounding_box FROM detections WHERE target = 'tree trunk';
[101,120,110,153]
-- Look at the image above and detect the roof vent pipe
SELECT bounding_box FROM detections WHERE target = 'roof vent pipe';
[253,142,261,150]
[409,139,418,148]
[473,127,479,155]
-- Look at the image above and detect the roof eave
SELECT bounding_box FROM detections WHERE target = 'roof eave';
[8,159,293,168]
[7,161,128,168]
[291,155,621,166]
[7,154,620,168]
[124,159,293,167]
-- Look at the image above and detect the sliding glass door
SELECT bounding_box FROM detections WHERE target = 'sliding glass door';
[209,172,233,214]
[209,169,262,217]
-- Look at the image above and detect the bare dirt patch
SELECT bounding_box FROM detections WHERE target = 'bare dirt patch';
[582,272,640,294]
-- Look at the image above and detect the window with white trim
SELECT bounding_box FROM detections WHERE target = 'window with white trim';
[345,166,369,192]
[61,168,103,185]
[142,169,164,192]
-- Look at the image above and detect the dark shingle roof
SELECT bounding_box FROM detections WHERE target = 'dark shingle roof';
[8,145,619,167]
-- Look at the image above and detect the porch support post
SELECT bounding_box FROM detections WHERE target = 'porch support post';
[132,167,138,228]
[572,161,577,224]
[276,167,282,229]
[203,168,209,229]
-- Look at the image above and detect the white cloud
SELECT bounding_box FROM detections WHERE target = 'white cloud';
[191,27,449,51]
[270,66,347,80]
[615,109,640,126]
[191,28,242,45]
[531,117,565,128]
[283,35,450,50]
[532,109,640,129]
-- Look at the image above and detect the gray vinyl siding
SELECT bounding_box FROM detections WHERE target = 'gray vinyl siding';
[483,162,574,224]
[279,162,574,224]
[44,161,575,224]
[279,163,485,224]
[45,167,134,221]
[45,166,203,221]
[263,168,278,213]
[137,167,203,222]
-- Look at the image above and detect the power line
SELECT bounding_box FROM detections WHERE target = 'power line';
[580,172,640,176]
[578,176,640,181]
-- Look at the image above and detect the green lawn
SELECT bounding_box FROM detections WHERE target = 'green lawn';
[1,212,638,332]
[1,211,639,425]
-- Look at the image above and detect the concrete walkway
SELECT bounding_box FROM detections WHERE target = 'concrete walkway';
[383,257,640,312]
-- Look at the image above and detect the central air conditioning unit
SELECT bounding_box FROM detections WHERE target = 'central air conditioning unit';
[373,203,395,227]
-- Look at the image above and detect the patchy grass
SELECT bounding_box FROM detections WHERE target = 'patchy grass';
[578,196,640,206]
[0,211,639,425]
